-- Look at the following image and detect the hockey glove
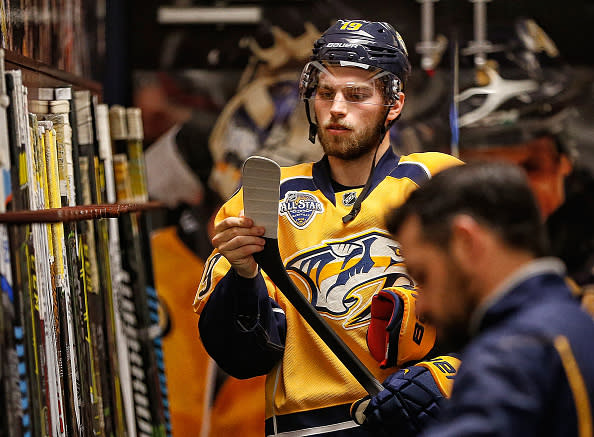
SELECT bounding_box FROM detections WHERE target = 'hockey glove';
[367,287,436,368]
[351,356,460,437]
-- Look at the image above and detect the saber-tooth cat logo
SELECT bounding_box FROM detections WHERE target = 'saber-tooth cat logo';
[285,230,411,328]
[280,191,324,229]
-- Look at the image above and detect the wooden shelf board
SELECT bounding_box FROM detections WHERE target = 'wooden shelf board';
[4,49,102,96]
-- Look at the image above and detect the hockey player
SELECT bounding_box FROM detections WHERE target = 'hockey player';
[194,20,462,436]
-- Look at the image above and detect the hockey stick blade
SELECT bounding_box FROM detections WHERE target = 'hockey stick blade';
[243,156,383,396]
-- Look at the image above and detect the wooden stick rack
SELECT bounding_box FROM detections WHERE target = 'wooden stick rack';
[0,201,164,223]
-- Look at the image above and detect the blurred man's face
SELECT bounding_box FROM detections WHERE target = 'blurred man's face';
[396,215,476,351]
[461,136,572,218]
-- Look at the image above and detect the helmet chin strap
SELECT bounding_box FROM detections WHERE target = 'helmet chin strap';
[342,109,390,223]
[304,101,318,144]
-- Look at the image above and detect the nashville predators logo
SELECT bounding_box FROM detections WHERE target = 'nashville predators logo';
[285,229,412,329]
[280,191,324,229]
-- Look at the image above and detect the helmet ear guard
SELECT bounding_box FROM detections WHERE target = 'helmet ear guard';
[381,74,403,105]
[298,61,321,100]
[299,61,321,143]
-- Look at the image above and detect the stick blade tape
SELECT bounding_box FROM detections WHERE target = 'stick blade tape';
[242,156,281,239]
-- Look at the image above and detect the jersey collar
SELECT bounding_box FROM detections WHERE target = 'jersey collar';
[312,147,400,206]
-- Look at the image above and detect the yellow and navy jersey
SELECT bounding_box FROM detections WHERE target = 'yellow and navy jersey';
[194,148,462,434]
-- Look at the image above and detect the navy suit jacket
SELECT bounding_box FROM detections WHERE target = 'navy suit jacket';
[423,260,594,437]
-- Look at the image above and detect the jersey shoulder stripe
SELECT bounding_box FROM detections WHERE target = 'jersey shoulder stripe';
[389,161,431,186]
[281,175,316,197]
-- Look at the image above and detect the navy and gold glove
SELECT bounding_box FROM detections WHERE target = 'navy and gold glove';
[351,356,460,437]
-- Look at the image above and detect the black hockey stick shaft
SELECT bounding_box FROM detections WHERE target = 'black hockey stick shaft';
[254,239,383,396]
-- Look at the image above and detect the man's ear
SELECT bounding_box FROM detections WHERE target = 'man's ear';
[387,92,405,123]
[450,214,483,273]
[559,154,572,178]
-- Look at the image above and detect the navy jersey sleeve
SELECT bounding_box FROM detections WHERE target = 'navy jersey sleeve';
[421,335,558,437]
[198,269,286,379]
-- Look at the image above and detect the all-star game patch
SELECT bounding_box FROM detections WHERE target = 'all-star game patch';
[342,191,357,207]
[280,191,324,229]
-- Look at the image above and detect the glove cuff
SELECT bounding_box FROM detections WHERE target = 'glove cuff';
[367,287,437,368]
[368,290,403,367]
[350,396,371,425]
[414,355,461,398]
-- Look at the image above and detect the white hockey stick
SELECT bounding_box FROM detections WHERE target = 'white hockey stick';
[242,156,383,396]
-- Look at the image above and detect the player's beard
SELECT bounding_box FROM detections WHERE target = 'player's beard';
[318,113,386,161]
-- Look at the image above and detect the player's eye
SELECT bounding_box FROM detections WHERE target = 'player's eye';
[343,86,374,102]
[316,87,335,101]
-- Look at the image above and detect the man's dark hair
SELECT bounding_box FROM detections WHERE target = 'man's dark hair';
[386,162,550,257]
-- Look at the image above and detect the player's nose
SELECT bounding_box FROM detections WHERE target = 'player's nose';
[329,92,348,116]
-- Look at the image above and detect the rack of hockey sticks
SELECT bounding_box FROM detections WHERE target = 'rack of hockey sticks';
[0,50,172,437]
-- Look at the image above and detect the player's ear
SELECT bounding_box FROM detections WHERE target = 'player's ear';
[450,214,482,272]
[387,92,405,123]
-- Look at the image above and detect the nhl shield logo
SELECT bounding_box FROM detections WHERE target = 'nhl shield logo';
[342,191,357,206]
[280,191,324,229]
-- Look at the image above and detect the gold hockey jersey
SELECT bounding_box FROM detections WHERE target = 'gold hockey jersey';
[194,149,462,434]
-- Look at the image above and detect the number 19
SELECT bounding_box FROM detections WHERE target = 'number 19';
[341,21,362,31]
